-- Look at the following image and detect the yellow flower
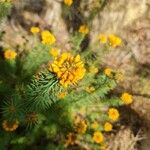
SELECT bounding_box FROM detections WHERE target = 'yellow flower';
[49,53,86,87]
[91,121,99,129]
[79,25,89,34]
[99,34,107,44]
[108,108,119,121]
[121,92,133,105]
[75,119,87,134]
[85,86,95,93]
[104,122,112,132]
[66,132,76,145]
[93,131,104,143]
[2,120,19,132]
[115,72,124,81]
[108,34,122,47]
[104,68,112,77]
[49,48,59,57]
[57,92,67,99]
[64,0,73,6]
[89,66,99,74]
[100,143,107,150]
[30,26,40,33]
[41,30,56,45]
[4,49,17,60]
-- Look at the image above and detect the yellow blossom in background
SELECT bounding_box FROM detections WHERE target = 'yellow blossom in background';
[66,132,76,145]
[100,143,107,150]
[115,72,124,81]
[85,86,95,93]
[99,34,107,44]
[57,92,67,99]
[30,26,40,33]
[108,108,119,121]
[79,25,89,34]
[49,48,59,57]
[64,0,73,6]
[41,30,56,45]
[49,53,86,87]
[93,131,104,143]
[89,66,99,74]
[2,120,19,132]
[91,121,99,129]
[104,68,112,77]
[4,49,17,60]
[108,34,122,47]
[75,119,87,134]
[121,92,133,105]
[104,122,112,132]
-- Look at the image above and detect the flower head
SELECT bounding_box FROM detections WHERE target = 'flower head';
[108,34,122,47]
[85,86,95,93]
[93,131,104,143]
[89,66,99,74]
[41,30,56,45]
[104,122,112,132]
[49,48,59,57]
[104,68,112,77]
[108,108,119,121]
[121,92,133,105]
[99,34,107,44]
[79,25,89,34]
[4,49,17,60]
[30,26,40,33]
[49,53,86,87]
[64,0,73,6]
[75,119,87,134]
[66,132,76,145]
[2,120,19,132]
[91,121,99,129]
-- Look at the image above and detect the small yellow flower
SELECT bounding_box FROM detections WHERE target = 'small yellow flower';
[104,68,112,77]
[91,121,99,129]
[75,120,87,134]
[104,122,112,132]
[4,49,17,60]
[64,0,73,6]
[49,53,86,87]
[66,132,76,145]
[79,25,89,34]
[85,86,95,93]
[108,34,122,48]
[99,34,107,44]
[121,92,133,105]
[89,66,99,74]
[93,131,104,144]
[2,120,19,132]
[30,26,40,33]
[49,48,59,57]
[108,108,119,121]
[41,30,56,45]
[57,92,67,99]
[100,143,107,150]
[115,72,124,81]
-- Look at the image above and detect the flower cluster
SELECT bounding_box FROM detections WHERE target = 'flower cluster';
[79,25,89,34]
[99,34,122,47]
[49,53,86,87]
[2,120,19,132]
[108,108,119,121]
[64,0,73,6]
[121,92,133,105]
[4,49,17,60]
